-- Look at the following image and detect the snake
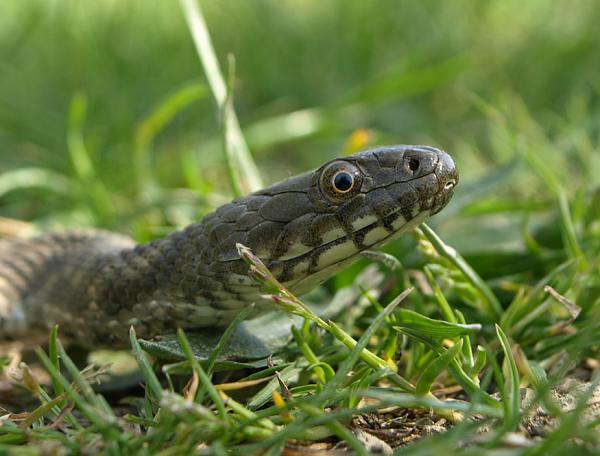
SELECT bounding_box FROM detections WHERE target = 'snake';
[0,145,458,347]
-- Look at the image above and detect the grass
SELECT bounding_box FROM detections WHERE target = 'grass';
[1,0,600,453]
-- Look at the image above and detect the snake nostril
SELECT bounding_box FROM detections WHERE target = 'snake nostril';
[444,179,456,190]
[408,158,420,172]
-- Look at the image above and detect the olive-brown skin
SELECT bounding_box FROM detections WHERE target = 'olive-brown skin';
[0,145,458,347]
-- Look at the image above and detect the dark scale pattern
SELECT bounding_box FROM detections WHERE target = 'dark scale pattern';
[0,146,458,347]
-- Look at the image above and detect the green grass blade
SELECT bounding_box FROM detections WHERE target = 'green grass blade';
[291,325,328,384]
[416,340,463,396]
[424,266,456,323]
[495,325,521,432]
[205,303,256,376]
[129,326,164,402]
[421,223,503,320]
[558,190,585,265]
[179,0,262,196]
[67,91,113,223]
[35,348,122,442]
[247,364,302,411]
[324,288,413,394]
[394,309,481,339]
[472,346,487,376]
[177,328,227,421]
[56,341,114,416]
[48,325,63,398]
[134,82,208,193]
[0,168,74,198]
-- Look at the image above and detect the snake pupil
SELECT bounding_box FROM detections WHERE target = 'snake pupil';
[333,171,354,192]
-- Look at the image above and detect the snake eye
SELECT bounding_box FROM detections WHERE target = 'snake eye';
[332,171,354,193]
[318,161,362,203]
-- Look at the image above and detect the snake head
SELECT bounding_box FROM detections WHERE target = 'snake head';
[233,145,459,294]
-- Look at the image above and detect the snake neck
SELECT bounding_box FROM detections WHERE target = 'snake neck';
[0,223,261,348]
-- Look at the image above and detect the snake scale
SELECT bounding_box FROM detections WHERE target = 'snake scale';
[0,145,458,347]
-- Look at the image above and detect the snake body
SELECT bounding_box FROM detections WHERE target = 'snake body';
[0,146,457,347]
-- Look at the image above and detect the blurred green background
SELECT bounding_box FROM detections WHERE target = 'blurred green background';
[1,0,599,266]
